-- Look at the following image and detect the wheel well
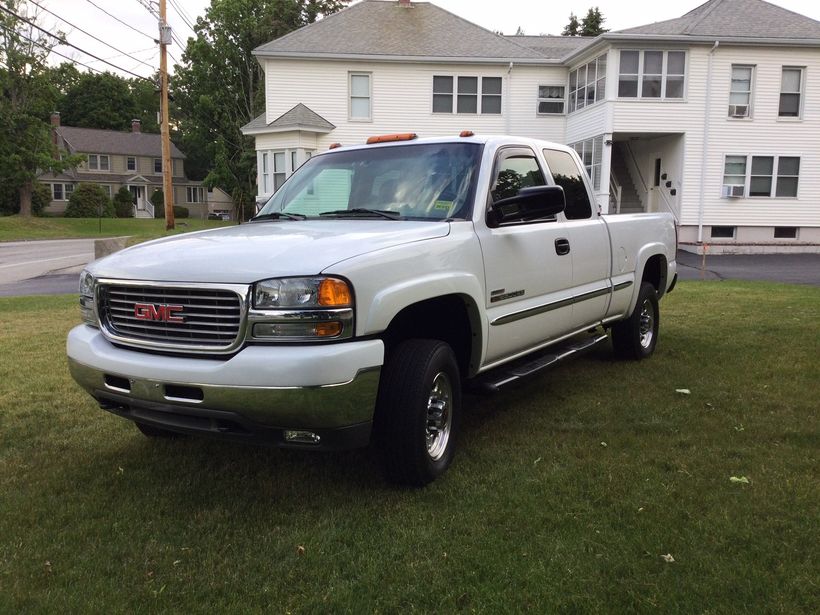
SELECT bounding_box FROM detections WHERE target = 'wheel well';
[642,254,668,296]
[381,295,479,377]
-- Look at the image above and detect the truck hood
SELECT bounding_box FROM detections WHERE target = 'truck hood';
[88,220,450,284]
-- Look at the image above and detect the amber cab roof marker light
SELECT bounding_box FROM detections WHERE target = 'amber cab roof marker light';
[459,130,475,137]
[328,142,343,149]
[365,133,418,145]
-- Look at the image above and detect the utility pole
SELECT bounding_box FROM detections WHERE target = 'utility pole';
[158,0,175,230]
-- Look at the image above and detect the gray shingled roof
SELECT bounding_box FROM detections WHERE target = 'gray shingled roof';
[617,0,820,39]
[254,0,548,62]
[241,103,336,134]
[57,126,185,158]
[505,35,595,60]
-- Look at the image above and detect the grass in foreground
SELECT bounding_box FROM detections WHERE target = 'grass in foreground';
[0,216,232,243]
[0,282,817,613]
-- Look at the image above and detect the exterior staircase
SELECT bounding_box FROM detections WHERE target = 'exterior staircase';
[610,144,644,214]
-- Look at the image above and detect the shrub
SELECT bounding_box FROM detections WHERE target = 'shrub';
[113,186,133,218]
[151,189,164,218]
[174,205,189,219]
[64,183,115,218]
[31,182,51,216]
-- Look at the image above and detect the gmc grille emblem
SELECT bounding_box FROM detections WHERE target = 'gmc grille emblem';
[133,303,185,323]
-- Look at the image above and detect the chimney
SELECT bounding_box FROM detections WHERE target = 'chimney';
[398,0,412,6]
[131,119,141,133]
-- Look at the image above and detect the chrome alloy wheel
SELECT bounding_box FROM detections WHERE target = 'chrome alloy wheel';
[425,372,453,461]
[639,298,655,349]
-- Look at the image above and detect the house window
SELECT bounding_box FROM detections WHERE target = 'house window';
[774,226,797,239]
[722,155,800,198]
[618,50,685,100]
[127,157,136,171]
[261,152,270,193]
[186,187,204,203]
[101,185,111,198]
[349,72,371,120]
[537,85,565,114]
[52,183,63,201]
[291,151,298,172]
[273,152,286,191]
[569,136,604,190]
[569,54,606,113]
[432,75,502,114]
[729,65,754,117]
[154,158,162,173]
[87,154,110,171]
[711,226,735,239]
[779,67,803,118]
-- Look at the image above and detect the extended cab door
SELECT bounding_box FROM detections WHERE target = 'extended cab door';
[475,147,574,366]
[541,147,612,330]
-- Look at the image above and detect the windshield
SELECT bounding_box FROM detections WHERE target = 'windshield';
[255,142,483,221]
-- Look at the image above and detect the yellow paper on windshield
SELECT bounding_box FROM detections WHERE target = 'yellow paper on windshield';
[434,200,454,211]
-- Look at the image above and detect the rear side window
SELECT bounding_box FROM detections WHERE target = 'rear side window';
[542,148,592,219]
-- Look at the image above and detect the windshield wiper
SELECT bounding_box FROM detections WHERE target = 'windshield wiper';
[319,208,401,220]
[251,211,307,222]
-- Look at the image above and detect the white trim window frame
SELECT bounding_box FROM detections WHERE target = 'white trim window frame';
[722,154,800,198]
[51,183,64,201]
[273,151,286,192]
[617,50,687,100]
[126,156,136,172]
[349,72,372,121]
[779,66,804,119]
[101,184,112,198]
[537,85,566,115]
[569,54,607,113]
[64,183,75,200]
[569,136,604,190]
[87,153,110,171]
[432,75,502,114]
[186,186,204,203]
[153,158,162,173]
[728,64,755,118]
[261,152,270,194]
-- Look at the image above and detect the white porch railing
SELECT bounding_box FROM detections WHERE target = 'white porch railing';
[609,170,623,214]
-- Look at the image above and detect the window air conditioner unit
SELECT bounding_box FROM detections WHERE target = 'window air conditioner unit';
[722,184,745,198]
[729,104,749,118]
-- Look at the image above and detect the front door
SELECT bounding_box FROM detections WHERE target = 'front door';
[129,186,145,210]
[649,156,662,212]
[475,147,574,366]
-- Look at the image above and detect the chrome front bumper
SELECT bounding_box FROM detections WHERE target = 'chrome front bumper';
[67,325,384,448]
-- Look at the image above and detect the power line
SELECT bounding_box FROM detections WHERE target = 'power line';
[0,22,134,79]
[82,0,155,43]
[0,3,153,81]
[28,0,156,71]
[133,0,185,57]
[168,0,196,35]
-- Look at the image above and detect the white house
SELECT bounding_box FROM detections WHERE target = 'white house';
[242,0,820,253]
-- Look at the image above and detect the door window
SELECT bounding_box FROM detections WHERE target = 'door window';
[490,151,545,203]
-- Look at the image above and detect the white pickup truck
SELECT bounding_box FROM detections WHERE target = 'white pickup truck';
[67,134,677,485]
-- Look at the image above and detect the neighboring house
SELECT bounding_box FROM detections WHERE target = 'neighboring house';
[243,0,820,253]
[41,113,218,219]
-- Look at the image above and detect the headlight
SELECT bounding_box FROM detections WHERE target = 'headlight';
[254,276,352,309]
[251,276,353,340]
[78,270,98,327]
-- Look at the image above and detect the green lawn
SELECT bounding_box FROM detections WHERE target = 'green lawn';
[0,282,817,613]
[0,216,233,243]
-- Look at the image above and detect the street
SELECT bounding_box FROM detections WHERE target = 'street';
[0,239,96,296]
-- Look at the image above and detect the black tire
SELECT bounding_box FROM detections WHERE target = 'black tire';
[134,421,184,438]
[375,339,461,486]
[611,281,659,360]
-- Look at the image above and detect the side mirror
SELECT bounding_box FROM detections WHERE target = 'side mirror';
[489,185,565,225]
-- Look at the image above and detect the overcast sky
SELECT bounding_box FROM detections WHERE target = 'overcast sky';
[36,0,820,80]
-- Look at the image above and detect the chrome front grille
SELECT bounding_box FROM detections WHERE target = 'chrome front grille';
[98,282,248,353]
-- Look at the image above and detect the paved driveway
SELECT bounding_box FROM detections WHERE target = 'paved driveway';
[676,250,820,286]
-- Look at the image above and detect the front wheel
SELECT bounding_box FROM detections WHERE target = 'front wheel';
[611,281,659,360]
[375,339,461,486]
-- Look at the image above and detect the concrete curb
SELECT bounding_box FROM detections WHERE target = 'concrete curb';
[94,237,129,259]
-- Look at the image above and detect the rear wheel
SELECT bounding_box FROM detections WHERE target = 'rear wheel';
[134,421,184,439]
[375,339,461,486]
[611,281,659,360]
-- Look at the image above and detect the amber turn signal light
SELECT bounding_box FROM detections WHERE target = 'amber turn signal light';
[318,278,352,306]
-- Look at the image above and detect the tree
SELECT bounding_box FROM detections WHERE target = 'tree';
[173,0,349,219]
[60,72,138,131]
[580,7,608,36]
[562,12,580,36]
[113,186,134,218]
[0,0,83,216]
